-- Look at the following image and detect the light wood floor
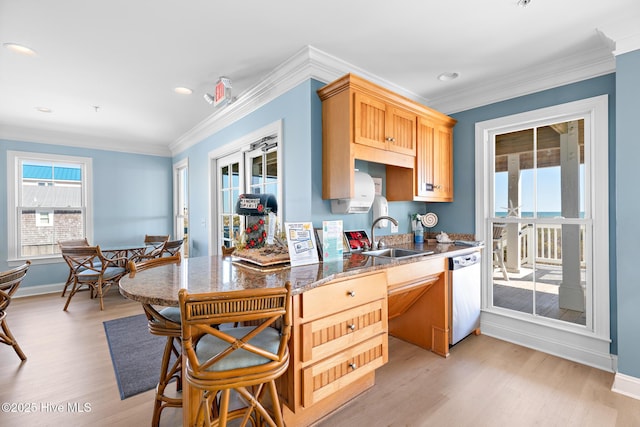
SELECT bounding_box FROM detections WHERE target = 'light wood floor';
[2,290,639,427]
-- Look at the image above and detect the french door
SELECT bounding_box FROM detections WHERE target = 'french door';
[215,134,281,251]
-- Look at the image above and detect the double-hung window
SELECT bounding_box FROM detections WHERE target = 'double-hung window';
[7,151,93,263]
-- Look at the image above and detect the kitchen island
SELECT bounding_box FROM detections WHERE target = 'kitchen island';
[119,241,481,426]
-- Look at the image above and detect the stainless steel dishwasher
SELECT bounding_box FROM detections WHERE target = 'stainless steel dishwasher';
[448,252,481,346]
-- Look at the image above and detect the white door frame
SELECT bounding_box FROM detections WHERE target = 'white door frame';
[207,120,283,255]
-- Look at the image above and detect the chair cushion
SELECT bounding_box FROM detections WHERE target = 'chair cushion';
[77,266,125,281]
[158,306,181,323]
[195,326,280,372]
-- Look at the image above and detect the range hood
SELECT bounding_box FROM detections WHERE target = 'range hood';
[330,171,375,214]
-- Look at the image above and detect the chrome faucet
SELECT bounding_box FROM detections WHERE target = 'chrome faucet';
[371,216,398,250]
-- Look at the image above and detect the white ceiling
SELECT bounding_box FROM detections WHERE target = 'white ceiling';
[1,0,638,157]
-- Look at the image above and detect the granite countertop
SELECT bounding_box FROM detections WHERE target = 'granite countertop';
[119,238,483,307]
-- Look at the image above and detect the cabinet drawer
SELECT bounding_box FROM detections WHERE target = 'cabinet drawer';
[300,272,386,321]
[300,299,388,363]
[301,334,388,408]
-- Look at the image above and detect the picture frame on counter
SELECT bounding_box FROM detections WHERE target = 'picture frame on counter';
[284,222,319,266]
[344,230,371,252]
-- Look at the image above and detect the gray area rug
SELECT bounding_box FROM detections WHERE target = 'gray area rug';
[103,313,168,399]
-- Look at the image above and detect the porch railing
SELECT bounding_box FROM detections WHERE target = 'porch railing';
[519,224,585,266]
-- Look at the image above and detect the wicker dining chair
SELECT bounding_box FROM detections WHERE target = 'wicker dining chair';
[161,239,184,257]
[0,261,31,361]
[129,234,171,263]
[179,283,292,427]
[58,238,92,297]
[128,253,182,427]
[61,245,127,311]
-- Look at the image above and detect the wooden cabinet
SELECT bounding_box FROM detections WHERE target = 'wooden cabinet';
[387,115,455,202]
[416,117,454,201]
[318,73,456,202]
[282,271,388,426]
[354,92,416,156]
[318,73,417,200]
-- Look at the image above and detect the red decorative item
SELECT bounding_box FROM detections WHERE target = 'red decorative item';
[244,216,268,249]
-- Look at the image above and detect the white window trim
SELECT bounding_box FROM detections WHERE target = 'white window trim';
[474,95,612,371]
[6,151,93,266]
[207,120,283,256]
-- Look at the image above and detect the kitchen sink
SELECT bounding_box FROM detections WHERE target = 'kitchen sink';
[362,248,433,259]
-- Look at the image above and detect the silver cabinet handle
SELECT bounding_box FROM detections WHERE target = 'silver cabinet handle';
[349,363,357,370]
[348,324,356,331]
[347,290,356,297]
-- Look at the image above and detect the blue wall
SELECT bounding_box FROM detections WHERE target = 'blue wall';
[177,80,426,257]
[615,50,640,377]
[427,74,618,353]
[0,139,173,288]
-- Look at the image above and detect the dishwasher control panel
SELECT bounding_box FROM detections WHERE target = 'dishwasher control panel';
[448,252,481,270]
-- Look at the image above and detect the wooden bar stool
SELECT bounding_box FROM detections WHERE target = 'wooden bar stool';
[128,254,183,427]
[0,261,31,361]
[179,283,292,427]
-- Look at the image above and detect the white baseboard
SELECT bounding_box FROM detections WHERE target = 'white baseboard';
[15,282,64,298]
[612,373,640,400]
[481,312,615,372]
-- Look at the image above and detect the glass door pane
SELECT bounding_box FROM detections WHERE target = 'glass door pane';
[491,119,588,326]
[218,156,242,249]
[245,146,280,235]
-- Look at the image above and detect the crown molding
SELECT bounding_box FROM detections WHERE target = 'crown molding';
[171,43,618,154]
[169,46,431,156]
[429,45,616,115]
[598,13,640,56]
[0,124,171,156]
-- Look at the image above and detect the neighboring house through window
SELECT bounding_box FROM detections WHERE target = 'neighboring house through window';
[7,151,93,263]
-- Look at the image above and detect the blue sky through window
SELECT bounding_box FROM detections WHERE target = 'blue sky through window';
[495,165,585,216]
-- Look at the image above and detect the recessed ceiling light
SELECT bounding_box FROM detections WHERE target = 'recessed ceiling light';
[174,87,193,95]
[437,72,460,82]
[3,42,37,56]
[35,107,52,113]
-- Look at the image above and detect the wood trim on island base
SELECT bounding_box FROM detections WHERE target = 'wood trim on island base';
[282,373,375,427]
[386,257,450,357]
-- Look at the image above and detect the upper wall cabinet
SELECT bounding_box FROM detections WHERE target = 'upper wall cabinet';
[318,73,456,201]
[387,116,455,202]
[354,92,416,156]
[318,74,417,200]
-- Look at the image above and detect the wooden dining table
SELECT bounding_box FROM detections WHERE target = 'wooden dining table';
[118,254,327,425]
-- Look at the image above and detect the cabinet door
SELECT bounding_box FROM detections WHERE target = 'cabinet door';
[353,92,388,150]
[416,117,435,198]
[387,106,416,155]
[433,124,453,200]
[416,117,453,201]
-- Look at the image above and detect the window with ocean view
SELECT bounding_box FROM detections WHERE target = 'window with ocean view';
[491,119,588,325]
[476,95,609,368]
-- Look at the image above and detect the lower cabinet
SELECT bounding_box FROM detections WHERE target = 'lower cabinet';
[282,271,388,425]
[280,258,450,425]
